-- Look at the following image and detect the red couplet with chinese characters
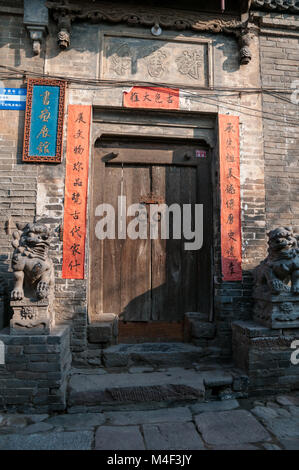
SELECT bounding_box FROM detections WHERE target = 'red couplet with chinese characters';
[123,86,179,110]
[62,105,91,279]
[219,114,242,281]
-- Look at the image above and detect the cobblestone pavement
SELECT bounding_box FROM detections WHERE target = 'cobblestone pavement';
[0,393,299,450]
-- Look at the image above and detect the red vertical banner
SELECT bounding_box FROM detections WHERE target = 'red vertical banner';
[219,114,242,281]
[62,105,91,279]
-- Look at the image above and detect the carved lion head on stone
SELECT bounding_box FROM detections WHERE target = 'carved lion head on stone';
[267,226,297,259]
[12,223,50,252]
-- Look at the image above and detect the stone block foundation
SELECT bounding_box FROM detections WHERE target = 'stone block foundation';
[232,321,299,396]
[0,325,71,413]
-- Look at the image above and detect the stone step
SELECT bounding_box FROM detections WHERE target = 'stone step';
[67,365,248,412]
[102,342,210,368]
[68,368,205,410]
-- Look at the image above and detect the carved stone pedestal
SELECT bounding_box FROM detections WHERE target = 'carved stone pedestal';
[0,325,71,412]
[253,293,299,329]
[232,320,299,396]
[10,299,55,335]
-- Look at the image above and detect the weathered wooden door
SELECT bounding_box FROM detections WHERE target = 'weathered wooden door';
[89,137,212,335]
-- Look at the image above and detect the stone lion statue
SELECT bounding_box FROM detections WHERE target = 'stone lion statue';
[11,223,54,301]
[253,226,299,296]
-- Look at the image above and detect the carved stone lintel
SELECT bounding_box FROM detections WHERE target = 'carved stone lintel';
[46,1,253,65]
[46,0,244,33]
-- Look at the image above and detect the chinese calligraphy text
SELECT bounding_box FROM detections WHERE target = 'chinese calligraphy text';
[219,114,242,281]
[62,105,91,279]
[22,78,66,163]
[123,86,179,110]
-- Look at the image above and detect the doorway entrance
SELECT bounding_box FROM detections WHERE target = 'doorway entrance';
[89,136,213,342]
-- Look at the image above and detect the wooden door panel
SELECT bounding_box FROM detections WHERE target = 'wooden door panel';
[151,166,167,321]
[164,166,184,321]
[102,165,122,315]
[120,165,151,321]
[179,166,199,314]
[150,166,199,321]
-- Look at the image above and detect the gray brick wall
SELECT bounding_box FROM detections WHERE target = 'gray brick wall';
[0,10,41,331]
[0,9,88,362]
[0,325,71,412]
[259,32,299,231]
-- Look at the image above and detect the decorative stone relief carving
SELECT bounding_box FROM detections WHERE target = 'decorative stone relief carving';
[57,15,71,49]
[46,1,252,65]
[253,227,299,328]
[175,50,202,80]
[147,50,167,78]
[103,36,210,87]
[238,28,252,65]
[110,44,131,76]
[10,223,55,335]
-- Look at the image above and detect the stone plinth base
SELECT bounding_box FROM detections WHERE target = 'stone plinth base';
[10,299,55,335]
[253,293,299,329]
[232,320,299,396]
[184,312,216,345]
[0,325,71,412]
[87,313,118,346]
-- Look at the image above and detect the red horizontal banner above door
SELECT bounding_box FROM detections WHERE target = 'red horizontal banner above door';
[123,86,179,110]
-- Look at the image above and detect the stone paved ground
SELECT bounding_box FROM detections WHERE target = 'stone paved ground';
[0,393,299,450]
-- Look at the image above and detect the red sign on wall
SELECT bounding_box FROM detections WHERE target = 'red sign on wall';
[62,105,91,279]
[219,114,242,281]
[123,86,179,110]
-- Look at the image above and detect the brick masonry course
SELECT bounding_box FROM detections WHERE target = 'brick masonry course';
[0,325,71,412]
[232,321,299,395]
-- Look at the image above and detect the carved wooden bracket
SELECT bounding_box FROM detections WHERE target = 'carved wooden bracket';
[46,1,253,65]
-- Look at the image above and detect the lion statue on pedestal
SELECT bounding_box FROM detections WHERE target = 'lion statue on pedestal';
[253,226,299,296]
[11,223,54,301]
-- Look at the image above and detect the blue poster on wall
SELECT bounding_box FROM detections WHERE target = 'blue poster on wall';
[0,88,27,110]
[22,78,66,163]
[28,85,60,158]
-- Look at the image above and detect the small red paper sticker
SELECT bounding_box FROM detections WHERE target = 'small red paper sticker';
[196,150,207,158]
[123,86,179,110]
